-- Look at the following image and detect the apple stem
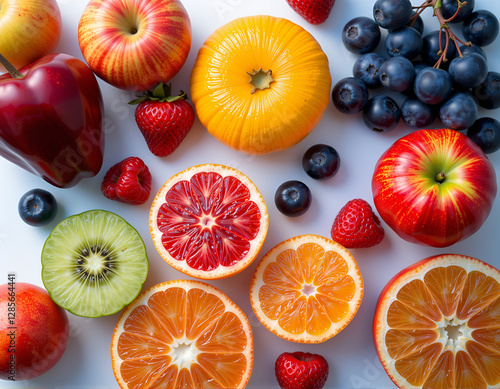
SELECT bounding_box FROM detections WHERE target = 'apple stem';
[0,53,23,79]
[435,172,446,183]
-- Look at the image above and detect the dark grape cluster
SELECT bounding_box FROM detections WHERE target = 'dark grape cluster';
[333,0,500,154]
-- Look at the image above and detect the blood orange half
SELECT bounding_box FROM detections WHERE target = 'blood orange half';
[374,254,500,389]
[111,279,253,389]
[149,164,268,279]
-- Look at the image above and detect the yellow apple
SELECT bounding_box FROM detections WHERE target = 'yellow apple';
[78,0,192,91]
[0,0,61,71]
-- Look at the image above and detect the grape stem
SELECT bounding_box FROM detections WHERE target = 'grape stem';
[411,0,472,68]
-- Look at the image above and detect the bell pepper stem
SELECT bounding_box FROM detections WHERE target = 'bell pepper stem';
[0,53,24,79]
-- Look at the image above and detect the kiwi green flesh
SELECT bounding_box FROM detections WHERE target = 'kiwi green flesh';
[41,210,148,318]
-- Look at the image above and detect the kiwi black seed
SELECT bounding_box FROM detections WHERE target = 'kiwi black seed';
[41,210,148,318]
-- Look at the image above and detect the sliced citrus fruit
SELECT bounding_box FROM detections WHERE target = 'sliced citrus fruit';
[149,164,268,279]
[250,234,364,343]
[374,254,500,389]
[111,279,253,389]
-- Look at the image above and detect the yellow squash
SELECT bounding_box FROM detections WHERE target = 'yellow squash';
[190,15,332,155]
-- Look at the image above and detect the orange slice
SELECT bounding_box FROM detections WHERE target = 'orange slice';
[374,254,500,389]
[149,164,268,279]
[250,234,364,343]
[111,280,253,389]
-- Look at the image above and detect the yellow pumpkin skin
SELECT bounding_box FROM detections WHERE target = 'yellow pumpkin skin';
[190,15,332,155]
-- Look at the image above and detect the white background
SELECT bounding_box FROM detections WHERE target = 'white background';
[1,0,500,388]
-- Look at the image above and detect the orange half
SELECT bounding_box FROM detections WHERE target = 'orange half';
[250,234,364,343]
[111,280,253,389]
[374,254,500,389]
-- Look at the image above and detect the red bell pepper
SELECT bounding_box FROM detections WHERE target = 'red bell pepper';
[0,53,104,188]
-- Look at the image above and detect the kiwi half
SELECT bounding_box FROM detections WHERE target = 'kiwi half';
[41,210,148,318]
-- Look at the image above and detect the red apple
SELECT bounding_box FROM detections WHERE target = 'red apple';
[78,0,191,91]
[0,0,62,72]
[372,128,497,247]
[0,282,69,380]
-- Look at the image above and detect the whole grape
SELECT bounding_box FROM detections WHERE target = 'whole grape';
[441,0,475,23]
[448,53,488,89]
[401,97,436,128]
[379,56,415,92]
[472,71,500,109]
[422,30,457,66]
[373,0,412,29]
[406,12,424,34]
[363,95,401,132]
[332,77,369,114]
[462,10,499,47]
[414,67,453,105]
[439,91,478,131]
[342,17,381,54]
[467,117,500,154]
[353,53,386,89]
[385,26,423,60]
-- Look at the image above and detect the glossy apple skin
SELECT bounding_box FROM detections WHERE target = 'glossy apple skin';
[78,0,192,91]
[0,283,69,380]
[0,0,62,71]
[0,53,104,188]
[372,129,497,247]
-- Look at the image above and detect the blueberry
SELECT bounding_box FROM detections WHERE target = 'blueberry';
[439,91,478,131]
[462,10,499,47]
[448,53,488,89]
[414,67,453,105]
[467,117,500,154]
[362,95,401,132]
[352,53,386,89]
[401,97,436,128]
[385,26,423,60]
[406,12,424,34]
[274,180,312,217]
[302,144,340,181]
[472,71,500,109]
[342,17,381,54]
[459,44,487,61]
[18,189,58,226]
[413,61,431,76]
[373,0,413,29]
[422,30,458,67]
[379,56,415,92]
[332,77,369,114]
[441,0,475,23]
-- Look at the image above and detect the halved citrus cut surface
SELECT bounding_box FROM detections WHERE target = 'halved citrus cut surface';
[250,234,364,343]
[374,254,500,389]
[111,279,254,389]
[149,164,268,279]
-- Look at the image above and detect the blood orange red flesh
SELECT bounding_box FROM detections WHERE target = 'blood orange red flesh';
[374,254,500,389]
[149,164,268,279]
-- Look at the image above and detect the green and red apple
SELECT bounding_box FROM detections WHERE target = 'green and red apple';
[372,128,497,248]
[78,0,192,91]
[0,0,61,71]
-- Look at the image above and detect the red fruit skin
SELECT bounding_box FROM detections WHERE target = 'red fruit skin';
[0,53,104,188]
[0,283,69,380]
[331,199,385,248]
[135,99,195,157]
[101,157,152,205]
[285,0,335,25]
[372,129,497,247]
[275,352,329,389]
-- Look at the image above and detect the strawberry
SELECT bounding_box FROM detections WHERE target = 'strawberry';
[275,351,329,389]
[331,198,385,248]
[130,83,195,157]
[285,0,335,25]
[101,157,152,205]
